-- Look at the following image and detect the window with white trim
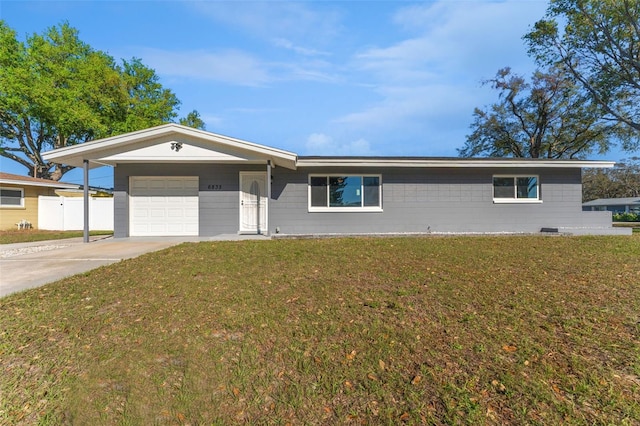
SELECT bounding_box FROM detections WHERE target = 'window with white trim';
[309,175,382,211]
[0,187,24,208]
[493,176,540,203]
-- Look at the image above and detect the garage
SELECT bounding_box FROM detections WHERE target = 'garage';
[129,176,199,236]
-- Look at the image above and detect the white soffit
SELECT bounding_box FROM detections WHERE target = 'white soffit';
[99,139,266,164]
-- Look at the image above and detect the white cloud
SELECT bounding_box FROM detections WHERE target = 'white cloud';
[332,1,548,153]
[305,133,372,156]
[357,2,546,84]
[137,47,339,86]
[272,38,330,57]
[280,59,342,83]
[139,48,271,87]
[191,2,342,45]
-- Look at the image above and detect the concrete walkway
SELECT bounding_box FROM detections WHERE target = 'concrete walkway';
[0,235,269,297]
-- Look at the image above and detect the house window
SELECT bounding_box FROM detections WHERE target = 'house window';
[493,176,540,203]
[309,175,382,211]
[0,187,24,208]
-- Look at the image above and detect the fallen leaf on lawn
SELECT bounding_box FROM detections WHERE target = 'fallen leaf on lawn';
[379,359,386,371]
[344,381,353,389]
[400,412,410,421]
[502,345,517,352]
[346,350,357,360]
[367,373,378,381]
[232,387,240,396]
[411,375,422,385]
[486,405,497,420]
[491,380,506,393]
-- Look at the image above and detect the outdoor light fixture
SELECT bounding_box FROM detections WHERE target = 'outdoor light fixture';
[170,142,183,152]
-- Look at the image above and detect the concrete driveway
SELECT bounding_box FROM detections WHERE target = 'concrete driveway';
[0,236,194,297]
[1,234,270,297]
[0,237,215,297]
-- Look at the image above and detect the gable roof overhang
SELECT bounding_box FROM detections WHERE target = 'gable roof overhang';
[0,172,79,189]
[42,124,298,170]
[296,157,615,169]
[41,124,616,172]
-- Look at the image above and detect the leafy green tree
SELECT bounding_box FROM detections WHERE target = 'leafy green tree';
[525,0,640,151]
[179,110,206,130]
[0,21,201,180]
[460,66,618,158]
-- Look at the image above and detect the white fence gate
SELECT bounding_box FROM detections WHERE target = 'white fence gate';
[38,196,114,231]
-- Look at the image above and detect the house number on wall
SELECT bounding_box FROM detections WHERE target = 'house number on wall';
[207,184,222,190]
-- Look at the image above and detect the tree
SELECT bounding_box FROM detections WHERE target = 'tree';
[0,21,202,180]
[525,0,640,151]
[459,66,618,158]
[179,110,206,130]
[583,157,640,201]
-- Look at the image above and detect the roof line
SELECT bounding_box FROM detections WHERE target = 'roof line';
[296,157,615,168]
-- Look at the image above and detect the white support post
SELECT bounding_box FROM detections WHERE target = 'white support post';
[266,160,272,235]
[83,159,89,243]
[267,160,272,199]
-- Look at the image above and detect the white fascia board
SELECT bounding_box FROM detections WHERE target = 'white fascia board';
[296,158,616,168]
[0,178,79,189]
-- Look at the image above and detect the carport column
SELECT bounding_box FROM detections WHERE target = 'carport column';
[267,160,272,235]
[83,159,89,243]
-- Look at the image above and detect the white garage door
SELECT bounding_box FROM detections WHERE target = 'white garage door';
[130,176,199,236]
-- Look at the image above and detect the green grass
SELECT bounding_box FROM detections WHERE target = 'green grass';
[0,230,113,244]
[613,222,640,233]
[1,236,639,424]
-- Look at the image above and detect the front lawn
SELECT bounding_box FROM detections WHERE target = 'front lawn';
[1,236,639,424]
[0,230,113,245]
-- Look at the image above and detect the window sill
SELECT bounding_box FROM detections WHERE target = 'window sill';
[0,205,26,209]
[309,207,383,213]
[493,199,542,204]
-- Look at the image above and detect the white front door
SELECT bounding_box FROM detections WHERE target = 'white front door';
[239,172,267,234]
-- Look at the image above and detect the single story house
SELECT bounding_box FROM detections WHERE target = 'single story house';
[0,172,79,230]
[41,124,631,238]
[582,197,640,214]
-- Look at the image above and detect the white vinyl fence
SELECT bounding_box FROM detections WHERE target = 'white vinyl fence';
[38,196,114,231]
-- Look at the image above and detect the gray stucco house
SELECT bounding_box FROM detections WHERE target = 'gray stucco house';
[43,124,631,238]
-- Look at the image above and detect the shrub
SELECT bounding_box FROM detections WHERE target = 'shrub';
[612,212,640,222]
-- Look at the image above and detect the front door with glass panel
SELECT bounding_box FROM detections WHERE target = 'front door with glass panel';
[239,172,267,234]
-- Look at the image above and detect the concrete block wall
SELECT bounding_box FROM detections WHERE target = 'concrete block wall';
[112,163,617,237]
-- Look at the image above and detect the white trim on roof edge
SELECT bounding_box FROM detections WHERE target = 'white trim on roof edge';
[0,177,78,189]
[42,123,298,170]
[295,158,615,168]
[41,124,616,170]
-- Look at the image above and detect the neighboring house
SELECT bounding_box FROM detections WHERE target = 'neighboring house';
[42,124,630,237]
[0,172,79,230]
[582,198,640,214]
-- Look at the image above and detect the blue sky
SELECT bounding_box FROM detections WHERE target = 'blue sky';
[0,0,629,188]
